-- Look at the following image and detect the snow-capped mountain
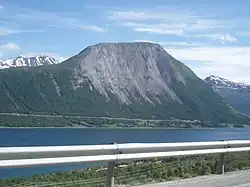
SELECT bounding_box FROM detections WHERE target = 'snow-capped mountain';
[205,75,250,115]
[0,55,59,69]
[205,75,250,90]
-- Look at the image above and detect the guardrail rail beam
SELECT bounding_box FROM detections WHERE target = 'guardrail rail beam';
[1,140,250,186]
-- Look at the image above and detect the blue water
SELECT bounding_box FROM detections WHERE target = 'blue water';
[1,128,250,178]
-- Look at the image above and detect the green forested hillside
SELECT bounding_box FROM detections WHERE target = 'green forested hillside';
[0,63,248,127]
[0,43,249,127]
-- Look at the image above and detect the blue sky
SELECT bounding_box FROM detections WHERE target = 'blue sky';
[1,0,250,83]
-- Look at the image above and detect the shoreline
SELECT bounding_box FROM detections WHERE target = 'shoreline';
[0,126,245,129]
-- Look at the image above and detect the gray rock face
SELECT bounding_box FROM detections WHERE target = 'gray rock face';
[71,42,185,104]
[0,55,59,69]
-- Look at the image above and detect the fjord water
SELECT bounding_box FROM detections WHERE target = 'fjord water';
[1,128,250,178]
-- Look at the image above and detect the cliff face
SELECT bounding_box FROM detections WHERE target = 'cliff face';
[71,42,194,104]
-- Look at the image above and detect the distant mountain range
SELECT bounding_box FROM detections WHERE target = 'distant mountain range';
[205,75,250,115]
[0,55,59,69]
[205,75,250,90]
[0,43,248,127]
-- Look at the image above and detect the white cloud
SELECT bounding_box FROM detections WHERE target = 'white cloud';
[167,46,250,66]
[109,8,200,22]
[134,40,205,47]
[0,27,42,36]
[46,53,69,62]
[161,41,205,47]
[0,42,21,60]
[133,40,157,43]
[194,33,237,43]
[218,34,237,43]
[165,46,250,84]
[134,27,184,36]
[53,55,69,62]
[0,27,13,36]
[111,8,244,42]
[0,42,21,51]
[123,22,186,36]
[79,25,105,32]
[12,9,106,33]
[110,11,165,21]
[111,9,229,35]
[67,23,105,32]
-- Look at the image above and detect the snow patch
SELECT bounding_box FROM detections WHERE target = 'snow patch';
[49,73,62,96]
[206,75,250,90]
[0,55,59,69]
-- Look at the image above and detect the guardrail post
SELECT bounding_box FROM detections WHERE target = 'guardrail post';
[219,153,225,174]
[106,161,115,187]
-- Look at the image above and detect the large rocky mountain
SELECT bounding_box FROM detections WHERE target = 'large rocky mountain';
[205,75,250,115]
[0,55,59,69]
[0,42,248,125]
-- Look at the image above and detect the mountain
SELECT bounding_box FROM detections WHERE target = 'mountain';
[0,55,59,69]
[205,75,250,115]
[0,42,248,127]
[205,75,250,90]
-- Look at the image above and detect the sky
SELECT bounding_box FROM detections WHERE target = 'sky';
[1,0,250,83]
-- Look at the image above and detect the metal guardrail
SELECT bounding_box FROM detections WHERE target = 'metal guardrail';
[1,140,250,187]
